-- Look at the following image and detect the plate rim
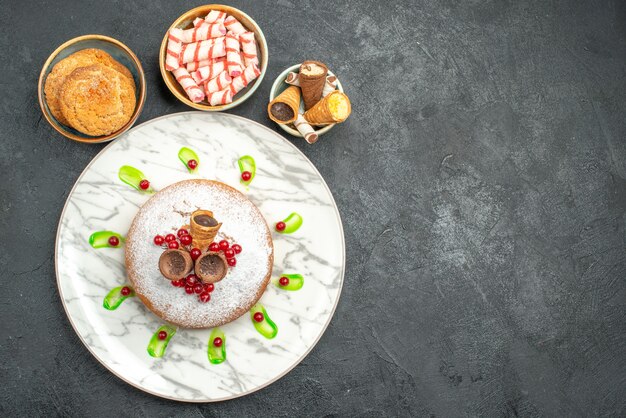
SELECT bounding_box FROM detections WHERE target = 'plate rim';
[54,111,346,402]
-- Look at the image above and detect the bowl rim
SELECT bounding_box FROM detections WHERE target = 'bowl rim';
[269,63,344,138]
[37,34,146,144]
[159,4,268,112]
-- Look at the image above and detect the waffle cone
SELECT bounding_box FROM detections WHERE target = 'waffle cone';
[304,91,352,126]
[190,210,221,251]
[299,60,328,110]
[268,86,301,124]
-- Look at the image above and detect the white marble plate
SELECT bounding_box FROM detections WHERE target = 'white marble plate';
[55,112,345,402]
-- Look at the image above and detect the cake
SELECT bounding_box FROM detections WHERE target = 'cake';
[125,179,274,328]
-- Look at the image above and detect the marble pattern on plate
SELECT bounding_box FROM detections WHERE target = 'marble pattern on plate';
[56,112,345,401]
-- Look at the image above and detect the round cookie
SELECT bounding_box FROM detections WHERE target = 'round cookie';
[44,48,134,126]
[59,64,136,136]
[125,179,274,329]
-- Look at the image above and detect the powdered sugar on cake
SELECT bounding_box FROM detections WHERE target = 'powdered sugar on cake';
[125,180,273,328]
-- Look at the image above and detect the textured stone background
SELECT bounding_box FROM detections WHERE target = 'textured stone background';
[1,0,625,416]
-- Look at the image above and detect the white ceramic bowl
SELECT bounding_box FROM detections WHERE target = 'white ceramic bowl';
[268,64,344,138]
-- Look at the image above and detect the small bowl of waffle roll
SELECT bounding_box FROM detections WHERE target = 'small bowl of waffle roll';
[38,35,146,143]
[268,62,351,144]
[159,5,268,111]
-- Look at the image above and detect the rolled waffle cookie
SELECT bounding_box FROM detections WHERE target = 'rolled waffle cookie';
[267,85,300,124]
[294,114,319,144]
[299,60,328,110]
[190,210,222,250]
[304,90,351,126]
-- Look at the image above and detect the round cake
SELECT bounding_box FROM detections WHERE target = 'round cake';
[125,179,274,328]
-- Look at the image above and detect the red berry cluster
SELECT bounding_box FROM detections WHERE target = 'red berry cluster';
[171,273,215,303]
[153,229,195,251]
[208,239,242,267]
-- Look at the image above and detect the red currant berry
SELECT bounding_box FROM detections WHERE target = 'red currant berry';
[213,337,223,347]
[224,248,235,258]
[139,179,150,190]
[158,331,167,340]
[275,221,286,232]
[180,234,192,246]
[168,241,179,249]
[227,257,237,267]
[241,171,252,181]
[253,312,264,322]
[232,244,242,254]
[194,283,204,294]
[186,274,197,286]
[108,236,120,247]
[171,279,181,287]
[153,235,164,245]
[165,234,176,242]
[204,283,214,293]
[190,248,201,260]
[279,277,289,286]
[185,285,194,294]
[177,228,188,237]
[209,242,220,252]
[121,286,131,296]
[219,240,229,250]
[187,159,198,170]
[199,292,211,303]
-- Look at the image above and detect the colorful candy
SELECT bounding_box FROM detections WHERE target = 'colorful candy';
[166,10,261,105]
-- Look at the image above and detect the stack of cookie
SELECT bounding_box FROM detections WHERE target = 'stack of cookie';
[44,49,136,137]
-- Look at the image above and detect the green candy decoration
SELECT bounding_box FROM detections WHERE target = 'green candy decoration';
[118,165,154,193]
[238,155,256,186]
[147,325,177,358]
[207,328,226,364]
[250,303,278,339]
[277,212,303,234]
[178,147,200,173]
[103,286,135,310]
[88,231,125,248]
[274,274,304,291]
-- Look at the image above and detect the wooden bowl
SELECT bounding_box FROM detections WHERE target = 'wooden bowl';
[38,34,146,143]
[269,64,344,139]
[159,5,268,111]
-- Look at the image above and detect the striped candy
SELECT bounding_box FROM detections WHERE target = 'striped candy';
[179,37,226,64]
[206,88,233,106]
[205,10,227,24]
[165,28,183,71]
[239,32,259,66]
[172,67,205,103]
[181,21,226,43]
[186,57,224,72]
[224,15,246,34]
[229,63,261,95]
[191,60,226,84]
[205,70,232,94]
[225,32,243,77]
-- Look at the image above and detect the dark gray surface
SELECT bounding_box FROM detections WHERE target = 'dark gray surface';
[1,0,625,416]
